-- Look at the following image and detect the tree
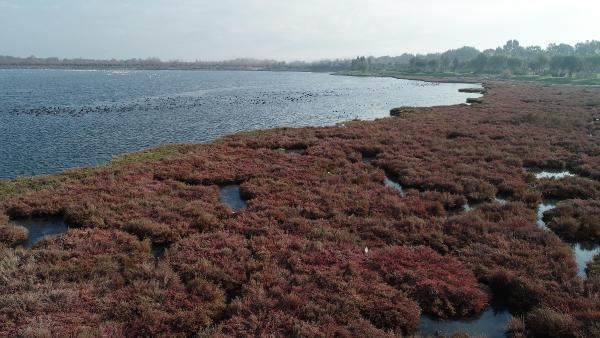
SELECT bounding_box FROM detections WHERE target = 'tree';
[561,56,579,76]
[451,58,460,72]
[440,56,451,72]
[487,55,507,73]
[582,56,600,74]
[468,54,488,73]
[351,57,368,71]
[528,55,548,74]
[507,58,523,73]
[549,56,579,76]
[547,43,575,56]
[442,46,480,62]
[575,40,600,56]
[503,40,526,58]
[427,59,439,72]
[550,56,564,75]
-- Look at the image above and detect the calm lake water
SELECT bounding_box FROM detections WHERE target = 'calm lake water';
[0,69,480,179]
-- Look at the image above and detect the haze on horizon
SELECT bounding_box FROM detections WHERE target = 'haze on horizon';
[1,0,598,62]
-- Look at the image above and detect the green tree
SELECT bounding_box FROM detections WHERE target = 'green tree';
[451,58,460,72]
[561,56,580,76]
[506,58,523,73]
[468,54,488,73]
[487,55,507,73]
[427,59,439,72]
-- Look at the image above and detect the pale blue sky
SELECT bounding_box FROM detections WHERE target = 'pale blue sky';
[1,0,598,61]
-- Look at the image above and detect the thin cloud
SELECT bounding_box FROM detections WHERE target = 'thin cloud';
[0,0,598,60]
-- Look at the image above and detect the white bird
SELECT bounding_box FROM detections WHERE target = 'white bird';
[364,246,369,255]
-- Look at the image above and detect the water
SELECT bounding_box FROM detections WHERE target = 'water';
[384,177,405,197]
[0,69,480,179]
[572,243,600,278]
[12,217,69,248]
[536,201,557,229]
[535,200,599,278]
[462,195,506,213]
[152,244,167,260]
[528,169,575,180]
[494,197,508,204]
[219,184,246,212]
[418,307,512,338]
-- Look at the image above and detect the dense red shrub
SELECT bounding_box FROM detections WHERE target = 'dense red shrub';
[367,245,488,317]
[543,199,600,242]
[222,234,421,335]
[168,231,254,292]
[0,229,227,337]
[587,254,600,278]
[525,307,581,338]
[536,176,600,200]
[1,81,600,335]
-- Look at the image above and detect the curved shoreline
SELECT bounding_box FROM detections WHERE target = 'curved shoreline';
[0,71,481,181]
[0,75,484,197]
[333,71,486,84]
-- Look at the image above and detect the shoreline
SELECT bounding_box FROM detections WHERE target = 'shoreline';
[332,71,486,84]
[334,70,600,86]
[0,75,483,191]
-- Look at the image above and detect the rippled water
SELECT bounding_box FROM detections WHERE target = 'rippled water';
[0,69,480,179]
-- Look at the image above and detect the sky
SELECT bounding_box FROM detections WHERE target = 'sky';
[0,0,599,61]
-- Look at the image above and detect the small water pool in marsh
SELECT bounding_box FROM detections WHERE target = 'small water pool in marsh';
[536,200,599,278]
[536,200,559,228]
[13,217,69,248]
[152,244,168,260]
[527,168,575,180]
[461,195,507,213]
[572,243,600,278]
[384,176,405,196]
[418,306,512,338]
[219,184,246,212]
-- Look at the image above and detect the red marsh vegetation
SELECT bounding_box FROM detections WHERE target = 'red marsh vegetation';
[1,81,600,336]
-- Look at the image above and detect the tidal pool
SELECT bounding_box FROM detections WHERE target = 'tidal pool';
[152,244,167,260]
[572,243,600,278]
[494,197,508,204]
[528,169,575,180]
[384,176,405,197]
[462,196,507,212]
[219,184,246,212]
[13,217,69,248]
[536,200,557,229]
[418,306,512,338]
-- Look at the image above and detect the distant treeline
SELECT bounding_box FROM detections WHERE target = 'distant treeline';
[351,40,600,77]
[0,56,350,72]
[2,40,599,76]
